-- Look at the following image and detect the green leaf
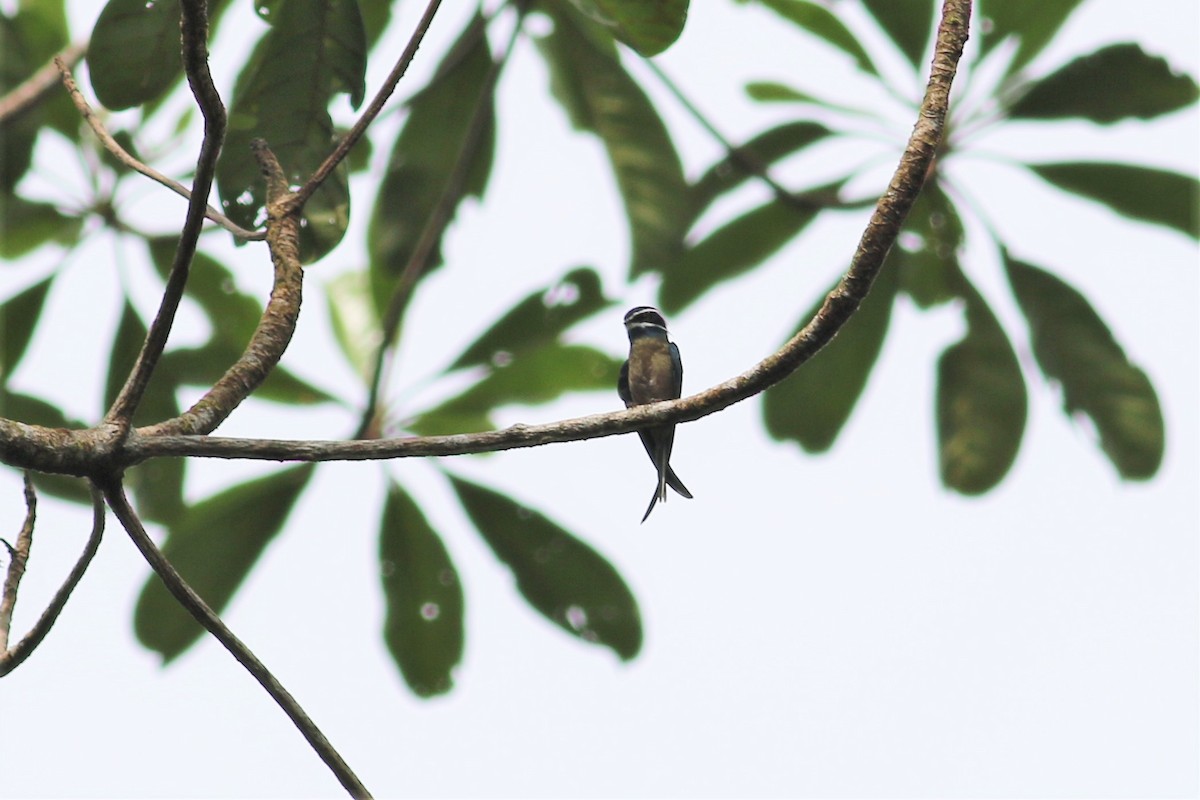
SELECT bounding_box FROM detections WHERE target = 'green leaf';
[936,285,1028,495]
[88,0,182,109]
[1004,253,1163,479]
[690,121,833,217]
[1029,162,1199,239]
[148,239,263,346]
[859,0,934,70]
[368,13,495,316]
[0,17,40,192]
[752,0,877,75]
[449,474,641,660]
[134,465,314,662]
[536,6,690,276]
[326,269,381,383]
[410,344,621,436]
[379,481,464,698]
[659,196,820,314]
[564,0,689,56]
[219,0,366,262]
[1010,44,1199,124]
[978,0,1085,76]
[450,267,612,370]
[13,0,69,63]
[893,182,965,309]
[763,261,899,452]
[1,275,53,378]
[0,197,81,259]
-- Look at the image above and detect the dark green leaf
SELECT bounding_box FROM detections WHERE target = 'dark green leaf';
[978,0,1085,76]
[859,0,934,70]
[451,267,612,370]
[763,261,899,452]
[690,121,833,218]
[936,285,1027,495]
[1030,162,1199,239]
[1010,44,1199,124]
[659,196,819,314]
[355,0,394,50]
[13,0,69,63]
[219,0,366,262]
[0,197,81,259]
[134,465,314,662]
[1,275,52,377]
[379,481,464,698]
[1004,253,1163,479]
[536,6,690,276]
[449,474,641,660]
[368,13,495,316]
[894,182,965,308]
[0,17,40,192]
[564,0,689,56]
[148,239,263,345]
[88,0,180,109]
[410,344,621,436]
[753,0,876,75]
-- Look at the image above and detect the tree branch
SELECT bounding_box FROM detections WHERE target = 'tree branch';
[99,479,372,799]
[0,43,85,123]
[0,2,971,483]
[284,0,445,215]
[104,0,230,430]
[53,56,263,241]
[136,141,305,438]
[0,475,38,653]
[0,481,104,678]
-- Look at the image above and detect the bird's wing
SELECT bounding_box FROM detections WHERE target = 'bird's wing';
[617,359,632,407]
[669,342,683,399]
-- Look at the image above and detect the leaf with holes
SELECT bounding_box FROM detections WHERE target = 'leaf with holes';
[379,481,464,698]
[450,474,641,660]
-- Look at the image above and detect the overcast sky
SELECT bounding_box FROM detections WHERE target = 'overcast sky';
[2,0,1197,797]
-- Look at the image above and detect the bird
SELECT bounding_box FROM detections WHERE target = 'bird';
[618,305,693,522]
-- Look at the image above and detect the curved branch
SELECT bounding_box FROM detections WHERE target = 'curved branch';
[136,141,305,438]
[122,0,972,466]
[0,475,38,653]
[53,56,263,241]
[100,480,372,798]
[0,482,104,678]
[104,0,231,430]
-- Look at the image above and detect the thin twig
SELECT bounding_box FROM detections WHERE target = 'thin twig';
[53,57,262,241]
[104,0,232,431]
[355,10,520,439]
[0,43,86,122]
[286,0,445,214]
[0,484,104,678]
[0,475,37,653]
[99,479,372,799]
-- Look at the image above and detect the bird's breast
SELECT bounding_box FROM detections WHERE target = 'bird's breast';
[627,341,676,404]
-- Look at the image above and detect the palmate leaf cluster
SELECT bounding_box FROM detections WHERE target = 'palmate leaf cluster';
[0,0,1194,698]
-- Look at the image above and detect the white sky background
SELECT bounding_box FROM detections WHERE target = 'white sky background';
[1,0,1197,797]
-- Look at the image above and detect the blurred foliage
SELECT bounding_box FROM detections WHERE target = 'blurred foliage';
[0,0,1194,697]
